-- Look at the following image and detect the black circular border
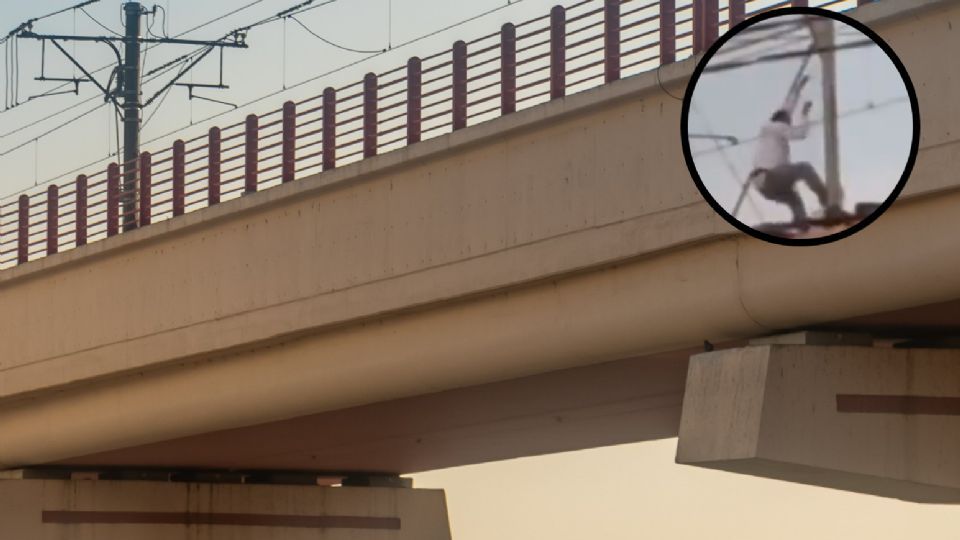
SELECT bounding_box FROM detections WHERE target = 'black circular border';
[680,6,921,246]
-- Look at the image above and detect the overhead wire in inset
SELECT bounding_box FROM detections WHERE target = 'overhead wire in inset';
[691,102,764,221]
[705,39,875,73]
[691,95,911,158]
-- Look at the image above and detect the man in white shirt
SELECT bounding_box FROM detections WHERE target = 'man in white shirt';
[746,76,828,225]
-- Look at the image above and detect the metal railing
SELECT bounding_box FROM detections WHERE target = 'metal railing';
[0,0,871,268]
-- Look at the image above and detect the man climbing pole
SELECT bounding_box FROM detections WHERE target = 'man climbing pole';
[745,74,829,227]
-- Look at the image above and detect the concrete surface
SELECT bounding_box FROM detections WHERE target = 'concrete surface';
[0,477,450,539]
[676,344,960,502]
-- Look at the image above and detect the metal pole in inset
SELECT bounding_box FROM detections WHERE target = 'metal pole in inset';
[808,17,843,214]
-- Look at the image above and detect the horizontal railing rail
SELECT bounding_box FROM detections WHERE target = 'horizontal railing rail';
[0,0,872,269]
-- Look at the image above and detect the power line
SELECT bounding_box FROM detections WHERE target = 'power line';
[704,39,875,72]
[690,96,911,158]
[0,0,266,120]
[0,101,107,158]
[15,0,531,196]
[138,0,529,149]
[79,6,122,37]
[289,15,385,54]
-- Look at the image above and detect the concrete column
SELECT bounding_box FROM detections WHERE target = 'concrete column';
[676,342,960,503]
[0,475,451,539]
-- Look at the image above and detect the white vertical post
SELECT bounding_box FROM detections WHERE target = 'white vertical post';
[808,17,843,214]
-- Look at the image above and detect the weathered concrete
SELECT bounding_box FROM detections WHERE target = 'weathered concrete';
[676,345,960,502]
[0,476,450,539]
[0,0,957,474]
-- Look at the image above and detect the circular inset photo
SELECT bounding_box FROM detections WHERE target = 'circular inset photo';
[681,7,919,245]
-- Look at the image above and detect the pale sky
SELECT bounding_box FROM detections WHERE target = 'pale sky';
[1,1,956,538]
[687,11,913,226]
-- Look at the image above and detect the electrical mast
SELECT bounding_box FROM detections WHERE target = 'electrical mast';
[19,1,248,230]
[808,16,843,216]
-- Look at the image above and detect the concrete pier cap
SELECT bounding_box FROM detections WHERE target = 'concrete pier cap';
[676,338,960,503]
[0,473,451,539]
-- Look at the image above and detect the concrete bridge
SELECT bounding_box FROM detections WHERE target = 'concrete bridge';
[1,0,958,537]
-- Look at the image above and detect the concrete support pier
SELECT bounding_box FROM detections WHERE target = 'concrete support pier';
[0,473,451,539]
[676,341,960,503]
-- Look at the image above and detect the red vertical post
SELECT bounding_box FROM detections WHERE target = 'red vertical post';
[792,0,808,6]
[693,0,719,55]
[46,185,59,256]
[17,195,28,264]
[603,0,620,83]
[75,174,87,247]
[208,127,221,205]
[729,0,745,27]
[550,6,566,99]
[407,57,422,144]
[322,87,336,170]
[139,151,151,226]
[173,140,185,216]
[501,23,516,115]
[107,162,120,237]
[282,101,296,183]
[363,73,378,158]
[452,40,467,130]
[245,114,258,194]
[660,0,676,65]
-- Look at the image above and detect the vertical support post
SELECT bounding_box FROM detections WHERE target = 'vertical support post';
[208,127,221,205]
[792,0,808,6]
[17,195,28,264]
[107,162,120,237]
[75,174,87,247]
[363,73,378,158]
[501,23,516,115]
[173,140,185,216]
[121,2,142,234]
[693,0,719,55]
[282,101,296,182]
[407,57,422,144]
[452,40,467,130]
[729,0,746,28]
[139,151,151,226]
[47,185,59,256]
[660,0,676,65]
[245,114,258,194]
[809,18,843,214]
[603,0,620,83]
[322,87,336,170]
[550,6,566,99]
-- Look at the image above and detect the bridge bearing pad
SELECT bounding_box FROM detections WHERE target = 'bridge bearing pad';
[676,344,960,502]
[0,476,451,539]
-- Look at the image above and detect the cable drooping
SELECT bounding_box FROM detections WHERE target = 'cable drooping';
[288,15,385,54]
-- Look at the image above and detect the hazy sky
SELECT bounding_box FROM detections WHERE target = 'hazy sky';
[1,2,955,538]
[414,439,960,540]
[687,12,914,226]
[0,0,574,198]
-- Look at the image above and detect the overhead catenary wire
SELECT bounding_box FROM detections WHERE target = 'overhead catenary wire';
[704,39,875,72]
[288,15,386,54]
[691,95,911,158]
[0,0,266,120]
[79,6,123,37]
[137,0,529,149]
[0,0,307,160]
[691,102,764,220]
[16,0,531,195]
